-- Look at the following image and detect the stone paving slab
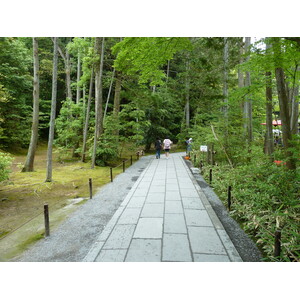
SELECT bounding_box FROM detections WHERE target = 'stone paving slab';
[184,209,213,227]
[133,218,163,238]
[103,224,136,249]
[141,203,164,218]
[95,249,127,262]
[164,214,187,234]
[117,208,141,225]
[193,253,230,262]
[162,233,192,262]
[84,152,242,262]
[165,201,183,214]
[125,239,161,262]
[188,226,227,255]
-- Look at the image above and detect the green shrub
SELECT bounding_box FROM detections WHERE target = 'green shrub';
[0,151,13,181]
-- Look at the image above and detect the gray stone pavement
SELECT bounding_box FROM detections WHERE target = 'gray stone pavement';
[83,152,243,262]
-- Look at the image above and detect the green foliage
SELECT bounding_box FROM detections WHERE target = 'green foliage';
[0,151,13,182]
[201,149,299,261]
[112,37,192,86]
[0,37,32,147]
[55,98,84,154]
[94,115,121,166]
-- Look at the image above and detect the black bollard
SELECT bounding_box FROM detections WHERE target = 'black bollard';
[209,169,212,185]
[130,155,133,165]
[227,186,232,210]
[44,203,50,237]
[274,230,281,258]
[89,178,92,199]
[123,160,126,172]
[110,167,113,182]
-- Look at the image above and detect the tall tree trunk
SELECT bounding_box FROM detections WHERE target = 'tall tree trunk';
[65,49,72,100]
[56,39,72,101]
[99,38,105,135]
[103,68,116,123]
[113,71,122,138]
[46,37,58,182]
[22,37,40,172]
[244,37,253,143]
[273,37,296,170]
[76,51,81,104]
[113,72,122,116]
[223,37,229,118]
[264,42,274,157]
[238,38,244,89]
[275,67,296,169]
[91,37,105,168]
[185,55,190,128]
[290,85,299,134]
[81,69,94,162]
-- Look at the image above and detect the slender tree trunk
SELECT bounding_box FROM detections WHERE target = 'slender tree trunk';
[103,68,116,123]
[65,49,72,100]
[56,39,72,101]
[238,38,244,89]
[113,72,122,116]
[91,38,101,169]
[81,69,94,162]
[265,70,274,156]
[275,67,296,170]
[290,85,299,134]
[223,37,229,118]
[185,56,190,128]
[91,37,105,168]
[22,37,40,172]
[273,37,296,170]
[244,37,253,143]
[264,42,274,157]
[76,51,81,104]
[113,71,122,138]
[46,37,58,182]
[98,38,105,135]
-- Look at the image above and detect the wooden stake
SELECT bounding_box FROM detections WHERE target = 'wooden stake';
[110,167,113,182]
[44,203,50,237]
[89,178,92,199]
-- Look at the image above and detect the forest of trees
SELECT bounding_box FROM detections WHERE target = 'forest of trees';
[0,37,299,261]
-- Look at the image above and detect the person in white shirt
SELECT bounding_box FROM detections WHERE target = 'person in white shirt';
[163,136,172,159]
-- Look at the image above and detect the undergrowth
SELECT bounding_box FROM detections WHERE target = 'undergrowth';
[197,148,299,262]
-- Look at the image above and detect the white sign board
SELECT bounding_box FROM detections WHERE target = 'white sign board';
[200,145,208,152]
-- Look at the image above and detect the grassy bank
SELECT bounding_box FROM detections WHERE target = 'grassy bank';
[0,143,137,260]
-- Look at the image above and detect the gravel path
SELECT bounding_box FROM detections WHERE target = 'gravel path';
[14,156,152,262]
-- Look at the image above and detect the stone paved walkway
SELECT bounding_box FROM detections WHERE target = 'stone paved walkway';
[83,152,242,262]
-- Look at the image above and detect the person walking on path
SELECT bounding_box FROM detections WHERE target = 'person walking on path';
[163,136,172,159]
[186,138,192,157]
[154,138,162,159]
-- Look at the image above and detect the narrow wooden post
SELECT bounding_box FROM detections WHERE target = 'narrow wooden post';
[44,203,50,237]
[123,160,125,172]
[274,230,281,258]
[89,178,92,199]
[209,168,212,185]
[227,186,232,210]
[130,155,133,165]
[194,154,196,165]
[110,167,113,182]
